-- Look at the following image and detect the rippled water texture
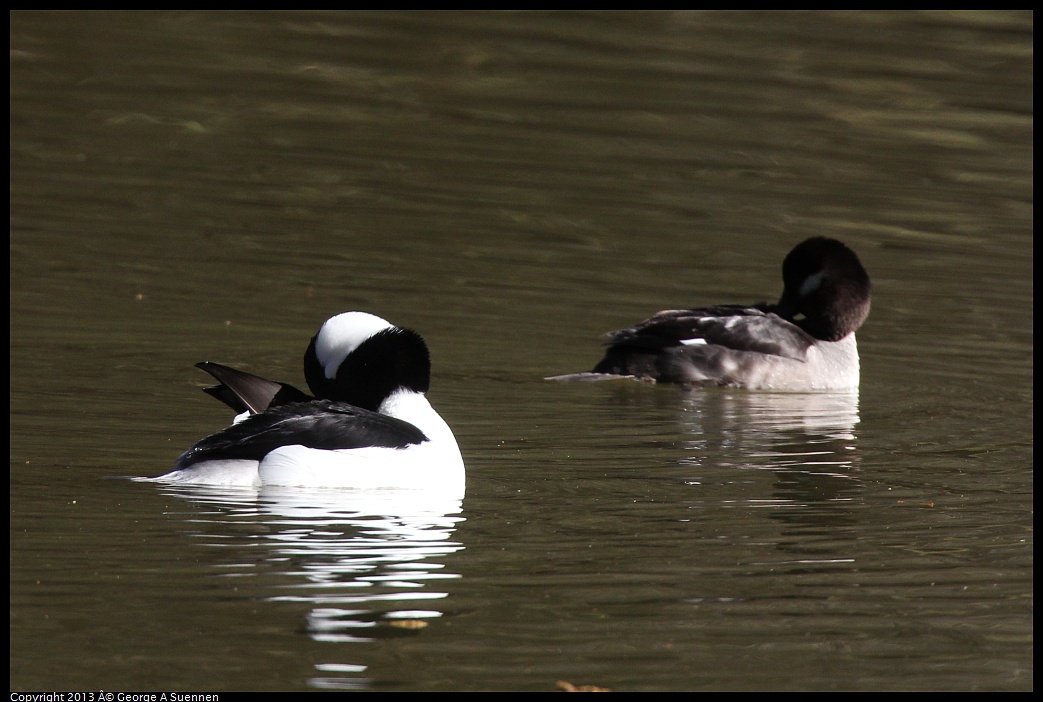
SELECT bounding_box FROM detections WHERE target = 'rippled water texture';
[10,11,1032,691]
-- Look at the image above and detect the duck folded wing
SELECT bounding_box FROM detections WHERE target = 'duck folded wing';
[175,400,429,469]
[605,305,814,362]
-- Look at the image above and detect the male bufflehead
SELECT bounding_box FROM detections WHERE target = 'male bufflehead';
[549,237,871,391]
[144,312,465,491]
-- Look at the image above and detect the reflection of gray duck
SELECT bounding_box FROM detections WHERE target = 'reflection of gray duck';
[551,237,871,391]
[144,312,464,491]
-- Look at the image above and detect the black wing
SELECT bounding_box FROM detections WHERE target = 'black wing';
[196,361,313,415]
[176,400,428,469]
[604,305,814,361]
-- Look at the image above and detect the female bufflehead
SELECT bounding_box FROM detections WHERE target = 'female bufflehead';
[550,237,871,391]
[145,312,465,491]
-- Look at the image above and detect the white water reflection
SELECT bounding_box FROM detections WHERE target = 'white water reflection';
[678,390,860,465]
[149,484,465,689]
[676,390,862,537]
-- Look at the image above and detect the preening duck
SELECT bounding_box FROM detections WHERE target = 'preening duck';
[144,312,464,491]
[549,237,871,391]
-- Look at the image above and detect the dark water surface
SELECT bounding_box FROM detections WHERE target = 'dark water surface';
[11,11,1032,691]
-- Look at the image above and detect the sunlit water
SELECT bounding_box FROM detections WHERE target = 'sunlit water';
[11,11,1031,691]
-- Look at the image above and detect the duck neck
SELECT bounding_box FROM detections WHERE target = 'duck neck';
[379,388,457,444]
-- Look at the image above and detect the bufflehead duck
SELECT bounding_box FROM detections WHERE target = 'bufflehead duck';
[144,312,465,491]
[549,237,871,391]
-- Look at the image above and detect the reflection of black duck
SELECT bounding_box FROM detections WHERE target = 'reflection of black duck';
[678,390,863,532]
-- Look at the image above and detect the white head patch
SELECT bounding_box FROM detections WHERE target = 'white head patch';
[315,312,394,379]
[799,270,825,298]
